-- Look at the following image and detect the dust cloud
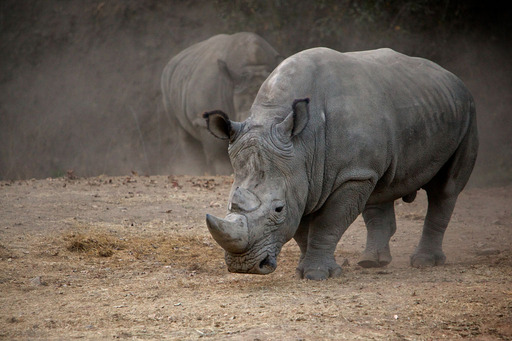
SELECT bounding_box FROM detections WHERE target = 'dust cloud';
[1,1,510,186]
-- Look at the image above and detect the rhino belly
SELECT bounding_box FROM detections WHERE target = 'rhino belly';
[367,149,454,205]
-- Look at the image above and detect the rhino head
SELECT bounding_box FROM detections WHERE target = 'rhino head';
[217,60,275,121]
[216,32,284,121]
[203,99,310,274]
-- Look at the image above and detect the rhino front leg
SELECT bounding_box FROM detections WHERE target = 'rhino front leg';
[293,216,311,265]
[174,128,207,175]
[410,193,457,267]
[297,180,375,280]
[358,201,396,268]
[200,129,232,175]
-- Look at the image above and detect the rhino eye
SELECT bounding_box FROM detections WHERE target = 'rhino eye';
[275,206,284,213]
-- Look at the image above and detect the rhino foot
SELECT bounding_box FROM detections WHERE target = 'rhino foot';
[296,258,342,281]
[410,250,446,268]
[358,245,392,268]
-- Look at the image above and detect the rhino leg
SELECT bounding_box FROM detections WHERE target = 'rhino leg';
[297,180,375,280]
[411,114,478,267]
[200,129,233,175]
[173,127,207,175]
[410,194,456,267]
[293,216,310,265]
[358,201,396,268]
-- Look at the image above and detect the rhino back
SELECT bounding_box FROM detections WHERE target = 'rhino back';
[254,47,475,206]
[222,32,281,81]
[355,50,474,201]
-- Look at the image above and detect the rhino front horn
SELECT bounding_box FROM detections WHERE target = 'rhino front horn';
[205,213,249,254]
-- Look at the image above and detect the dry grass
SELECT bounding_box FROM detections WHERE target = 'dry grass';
[62,224,222,272]
[65,232,126,257]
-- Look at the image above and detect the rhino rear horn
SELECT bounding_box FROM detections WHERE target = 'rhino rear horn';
[203,110,242,141]
[230,187,261,212]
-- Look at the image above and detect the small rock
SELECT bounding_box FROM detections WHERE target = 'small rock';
[30,276,46,286]
[7,316,20,323]
[209,201,221,208]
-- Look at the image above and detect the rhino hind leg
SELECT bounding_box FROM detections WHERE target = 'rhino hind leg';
[410,194,455,267]
[358,202,396,268]
[411,113,478,267]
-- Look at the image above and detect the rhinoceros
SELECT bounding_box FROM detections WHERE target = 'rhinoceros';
[161,32,282,175]
[203,47,478,280]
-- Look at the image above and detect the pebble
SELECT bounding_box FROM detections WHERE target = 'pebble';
[30,276,46,286]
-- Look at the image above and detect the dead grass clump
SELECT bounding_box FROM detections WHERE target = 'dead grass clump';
[127,235,222,268]
[65,233,126,257]
[62,229,222,270]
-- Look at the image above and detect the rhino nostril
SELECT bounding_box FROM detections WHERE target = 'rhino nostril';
[259,255,276,270]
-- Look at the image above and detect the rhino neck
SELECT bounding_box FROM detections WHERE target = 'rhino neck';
[301,105,328,216]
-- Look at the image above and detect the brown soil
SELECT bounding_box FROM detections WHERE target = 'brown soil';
[0,175,511,340]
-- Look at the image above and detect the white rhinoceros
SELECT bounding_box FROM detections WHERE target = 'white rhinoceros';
[203,47,478,280]
[161,32,282,175]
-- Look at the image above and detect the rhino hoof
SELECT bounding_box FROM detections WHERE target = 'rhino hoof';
[358,259,389,268]
[296,264,342,281]
[410,251,446,268]
[358,248,392,268]
[305,269,329,281]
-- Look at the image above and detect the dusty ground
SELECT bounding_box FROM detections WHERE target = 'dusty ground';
[0,175,511,340]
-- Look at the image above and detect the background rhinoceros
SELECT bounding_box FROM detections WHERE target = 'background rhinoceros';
[161,32,282,175]
[204,47,478,280]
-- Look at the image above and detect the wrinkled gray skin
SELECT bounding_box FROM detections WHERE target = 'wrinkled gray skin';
[161,32,282,175]
[204,47,478,280]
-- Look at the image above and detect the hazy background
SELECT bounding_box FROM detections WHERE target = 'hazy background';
[1,0,510,186]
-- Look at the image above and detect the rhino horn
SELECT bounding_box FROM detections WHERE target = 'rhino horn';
[230,187,261,213]
[205,213,249,254]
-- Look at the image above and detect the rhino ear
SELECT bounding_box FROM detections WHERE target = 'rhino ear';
[203,110,241,141]
[218,59,233,80]
[276,98,310,139]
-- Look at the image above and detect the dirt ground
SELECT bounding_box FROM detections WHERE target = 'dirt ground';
[0,175,511,340]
